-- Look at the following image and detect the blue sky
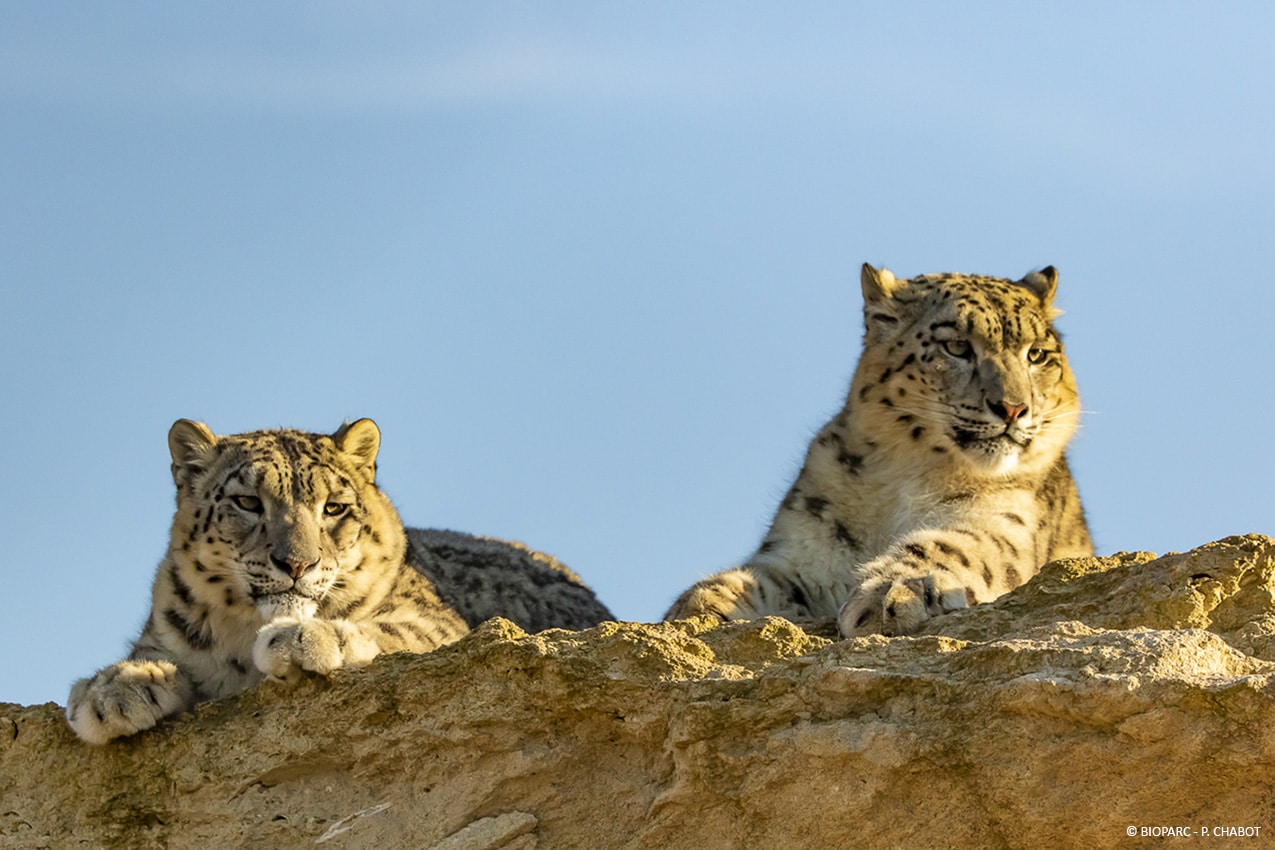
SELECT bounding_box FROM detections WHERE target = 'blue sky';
[2,2,1273,707]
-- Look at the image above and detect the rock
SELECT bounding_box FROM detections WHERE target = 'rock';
[428,812,538,850]
[2,535,1274,849]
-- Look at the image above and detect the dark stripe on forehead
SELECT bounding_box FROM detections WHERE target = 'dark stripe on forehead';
[212,429,360,504]
[943,286,1049,346]
[278,433,308,464]
[270,433,317,494]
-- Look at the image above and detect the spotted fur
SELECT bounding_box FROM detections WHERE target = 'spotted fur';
[665,264,1092,637]
[407,528,613,633]
[67,419,469,744]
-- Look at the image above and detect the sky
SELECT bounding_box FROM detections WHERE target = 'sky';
[2,2,1273,707]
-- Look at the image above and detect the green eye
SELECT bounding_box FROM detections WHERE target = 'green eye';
[230,495,263,513]
[941,339,972,359]
[323,501,349,518]
[1027,347,1050,365]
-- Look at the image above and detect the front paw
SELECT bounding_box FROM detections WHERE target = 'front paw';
[664,568,762,621]
[253,618,378,682]
[838,569,970,637]
[66,660,191,745]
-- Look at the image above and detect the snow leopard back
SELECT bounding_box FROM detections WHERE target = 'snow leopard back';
[407,529,614,632]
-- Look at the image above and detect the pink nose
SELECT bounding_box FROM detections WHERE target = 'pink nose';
[989,401,1028,423]
[271,555,319,579]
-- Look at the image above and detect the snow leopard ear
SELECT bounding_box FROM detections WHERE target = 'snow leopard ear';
[861,263,906,331]
[861,263,903,304]
[168,419,219,488]
[333,418,381,481]
[1018,266,1059,304]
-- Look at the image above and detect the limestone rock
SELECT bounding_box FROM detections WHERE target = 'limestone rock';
[2,535,1274,849]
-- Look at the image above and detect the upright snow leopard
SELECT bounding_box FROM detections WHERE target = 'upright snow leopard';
[666,264,1092,636]
[67,419,611,745]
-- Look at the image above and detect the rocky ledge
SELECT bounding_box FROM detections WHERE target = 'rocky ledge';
[3,535,1274,849]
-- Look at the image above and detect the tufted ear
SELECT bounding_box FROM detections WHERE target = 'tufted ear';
[1019,266,1059,304]
[169,419,218,488]
[333,418,381,480]
[861,263,908,335]
[861,263,904,305]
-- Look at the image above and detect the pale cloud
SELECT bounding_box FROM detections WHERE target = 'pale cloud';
[1,30,751,110]
[1,6,1267,190]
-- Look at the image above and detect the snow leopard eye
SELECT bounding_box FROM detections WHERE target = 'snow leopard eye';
[1027,346,1050,365]
[230,494,263,514]
[941,339,973,360]
[323,501,350,518]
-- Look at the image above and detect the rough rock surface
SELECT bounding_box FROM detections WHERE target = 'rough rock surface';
[3,535,1275,849]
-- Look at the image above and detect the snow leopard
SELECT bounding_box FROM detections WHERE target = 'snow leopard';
[67,418,611,744]
[665,263,1092,637]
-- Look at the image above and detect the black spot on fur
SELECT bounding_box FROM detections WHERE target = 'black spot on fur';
[789,581,809,611]
[838,452,863,474]
[834,522,859,549]
[332,595,366,619]
[804,496,830,518]
[169,564,195,608]
[164,607,212,651]
[935,541,971,569]
[905,543,927,559]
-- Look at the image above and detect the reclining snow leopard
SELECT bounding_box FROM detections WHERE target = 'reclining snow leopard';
[67,418,611,744]
[666,264,1092,637]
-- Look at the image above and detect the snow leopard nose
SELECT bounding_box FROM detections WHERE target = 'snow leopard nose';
[270,554,319,580]
[988,400,1028,424]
